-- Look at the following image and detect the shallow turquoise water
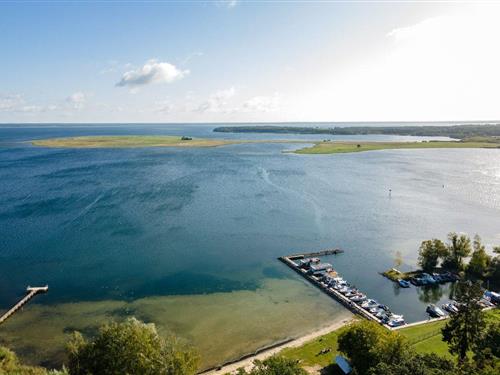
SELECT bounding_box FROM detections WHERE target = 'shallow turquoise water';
[1,123,500,365]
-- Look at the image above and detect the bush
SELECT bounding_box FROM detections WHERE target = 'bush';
[67,317,199,375]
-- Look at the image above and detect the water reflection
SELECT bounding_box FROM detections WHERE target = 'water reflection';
[417,284,445,304]
[392,282,401,297]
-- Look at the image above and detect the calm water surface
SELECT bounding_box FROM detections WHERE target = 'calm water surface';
[1,124,499,368]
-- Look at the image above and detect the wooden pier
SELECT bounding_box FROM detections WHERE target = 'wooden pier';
[287,248,344,260]
[0,286,48,325]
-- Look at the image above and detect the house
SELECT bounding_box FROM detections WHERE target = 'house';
[307,263,333,275]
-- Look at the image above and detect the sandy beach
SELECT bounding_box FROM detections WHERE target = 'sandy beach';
[200,315,355,375]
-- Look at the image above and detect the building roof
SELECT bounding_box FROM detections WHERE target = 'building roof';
[335,355,352,374]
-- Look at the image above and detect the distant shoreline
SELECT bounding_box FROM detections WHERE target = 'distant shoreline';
[29,135,500,155]
[213,124,500,139]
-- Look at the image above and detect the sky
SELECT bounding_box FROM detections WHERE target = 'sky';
[1,0,500,123]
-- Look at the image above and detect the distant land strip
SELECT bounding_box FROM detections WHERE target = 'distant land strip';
[213,123,500,139]
[294,140,500,154]
[29,135,500,154]
[29,135,305,149]
[31,135,238,148]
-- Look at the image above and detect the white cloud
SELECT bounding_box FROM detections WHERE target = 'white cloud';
[67,92,87,109]
[0,94,23,111]
[0,94,58,114]
[242,93,280,112]
[217,0,238,9]
[197,87,236,113]
[116,59,189,88]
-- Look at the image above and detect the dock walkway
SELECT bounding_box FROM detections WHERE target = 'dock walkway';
[278,255,387,327]
[0,286,48,325]
[287,249,344,260]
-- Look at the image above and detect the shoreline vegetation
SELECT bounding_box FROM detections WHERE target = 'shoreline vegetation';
[213,123,500,139]
[30,135,500,155]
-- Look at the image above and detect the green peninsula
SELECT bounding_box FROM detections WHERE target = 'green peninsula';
[294,139,500,154]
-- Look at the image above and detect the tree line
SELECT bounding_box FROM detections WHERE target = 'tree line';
[418,232,500,285]
[213,124,500,140]
[337,281,499,375]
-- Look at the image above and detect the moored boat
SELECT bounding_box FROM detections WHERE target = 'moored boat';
[426,304,446,317]
[442,302,458,314]
[398,279,410,288]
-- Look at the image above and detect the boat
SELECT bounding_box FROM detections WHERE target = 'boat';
[382,313,403,324]
[398,279,410,288]
[388,317,406,327]
[369,306,380,314]
[350,294,365,302]
[361,299,378,309]
[426,304,446,317]
[442,303,458,314]
[339,286,350,294]
[352,295,367,303]
[378,304,390,312]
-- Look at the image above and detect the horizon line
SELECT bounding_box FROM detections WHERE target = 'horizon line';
[1,120,500,126]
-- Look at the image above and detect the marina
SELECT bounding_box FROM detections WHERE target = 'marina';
[279,252,406,329]
[280,251,500,331]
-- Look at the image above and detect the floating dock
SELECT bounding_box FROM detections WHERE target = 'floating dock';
[0,285,48,325]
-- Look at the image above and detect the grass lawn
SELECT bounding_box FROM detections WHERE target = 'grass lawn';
[280,309,499,372]
[398,320,452,358]
[294,140,500,154]
[280,324,352,369]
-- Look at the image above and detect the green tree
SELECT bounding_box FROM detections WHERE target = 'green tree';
[488,246,500,285]
[367,353,456,375]
[467,235,491,279]
[442,281,486,362]
[443,233,472,271]
[0,345,58,375]
[474,321,500,368]
[418,239,447,272]
[67,318,199,375]
[337,320,410,374]
[235,356,307,375]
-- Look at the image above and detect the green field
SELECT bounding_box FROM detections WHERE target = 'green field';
[294,140,500,154]
[280,309,500,370]
[31,135,238,148]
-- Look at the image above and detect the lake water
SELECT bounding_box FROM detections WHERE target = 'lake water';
[1,123,499,369]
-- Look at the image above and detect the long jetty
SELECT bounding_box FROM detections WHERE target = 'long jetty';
[278,254,385,326]
[0,286,48,325]
[286,248,344,260]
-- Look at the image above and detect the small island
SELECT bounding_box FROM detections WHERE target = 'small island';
[31,135,238,148]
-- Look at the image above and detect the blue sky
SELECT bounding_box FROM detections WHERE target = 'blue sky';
[1,1,499,123]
